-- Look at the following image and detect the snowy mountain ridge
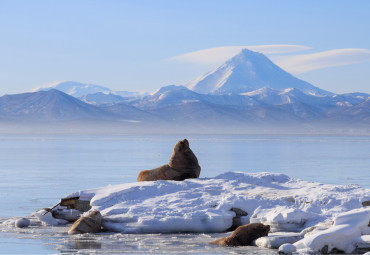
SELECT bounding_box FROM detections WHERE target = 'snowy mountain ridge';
[1,48,370,132]
[35,81,148,100]
[2,81,370,129]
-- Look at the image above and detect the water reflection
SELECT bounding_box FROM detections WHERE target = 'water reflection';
[69,237,102,250]
[0,220,277,254]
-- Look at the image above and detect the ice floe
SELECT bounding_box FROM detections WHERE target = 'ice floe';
[62,172,369,245]
[4,171,369,253]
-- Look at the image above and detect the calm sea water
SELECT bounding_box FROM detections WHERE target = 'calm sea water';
[0,135,369,254]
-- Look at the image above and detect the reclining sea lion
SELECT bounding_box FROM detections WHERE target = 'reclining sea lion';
[137,139,201,181]
[68,210,102,235]
[209,223,270,246]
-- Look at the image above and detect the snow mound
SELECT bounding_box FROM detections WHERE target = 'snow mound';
[294,207,370,253]
[65,172,369,235]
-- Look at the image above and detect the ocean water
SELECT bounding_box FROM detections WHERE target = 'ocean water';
[0,134,369,254]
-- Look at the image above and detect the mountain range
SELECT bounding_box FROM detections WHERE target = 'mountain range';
[1,49,369,134]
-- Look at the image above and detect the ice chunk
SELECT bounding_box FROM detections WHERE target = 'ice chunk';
[253,232,303,249]
[278,243,296,254]
[294,207,370,253]
[33,209,59,226]
[15,218,30,228]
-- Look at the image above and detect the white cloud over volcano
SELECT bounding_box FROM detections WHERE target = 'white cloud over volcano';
[170,46,370,74]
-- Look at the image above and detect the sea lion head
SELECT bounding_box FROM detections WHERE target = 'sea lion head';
[168,139,201,178]
[231,223,270,245]
[209,223,270,246]
[174,139,190,153]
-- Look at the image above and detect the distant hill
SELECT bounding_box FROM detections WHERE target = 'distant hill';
[0,89,160,124]
[0,89,116,121]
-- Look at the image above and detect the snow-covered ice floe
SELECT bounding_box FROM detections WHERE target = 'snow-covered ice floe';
[66,172,368,234]
[292,207,370,253]
[13,171,370,253]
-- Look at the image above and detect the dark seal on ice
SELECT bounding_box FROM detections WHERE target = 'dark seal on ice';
[209,223,270,246]
[137,139,201,182]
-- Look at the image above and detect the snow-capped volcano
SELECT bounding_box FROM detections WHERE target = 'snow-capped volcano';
[187,49,332,95]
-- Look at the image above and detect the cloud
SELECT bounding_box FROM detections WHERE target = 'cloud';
[30,81,65,92]
[169,45,312,65]
[272,48,370,73]
[170,46,370,74]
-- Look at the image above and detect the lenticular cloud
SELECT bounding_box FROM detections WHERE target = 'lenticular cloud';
[170,46,370,75]
[170,45,312,65]
[274,48,370,73]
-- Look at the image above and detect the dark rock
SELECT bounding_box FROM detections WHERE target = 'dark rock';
[362,201,370,207]
[228,207,248,231]
[60,197,91,212]
[321,245,345,254]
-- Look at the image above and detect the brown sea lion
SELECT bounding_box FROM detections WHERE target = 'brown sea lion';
[137,139,201,182]
[209,223,270,246]
[68,210,102,235]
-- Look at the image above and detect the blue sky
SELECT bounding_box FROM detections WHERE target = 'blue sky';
[1,0,370,95]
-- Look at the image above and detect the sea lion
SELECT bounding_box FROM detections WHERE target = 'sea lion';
[68,210,102,235]
[137,139,201,182]
[209,223,270,246]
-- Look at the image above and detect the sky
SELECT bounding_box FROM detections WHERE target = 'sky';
[0,0,370,95]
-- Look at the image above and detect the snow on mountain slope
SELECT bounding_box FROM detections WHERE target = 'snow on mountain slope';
[34,81,147,102]
[131,85,205,111]
[131,85,261,111]
[187,49,332,95]
[243,87,369,117]
[243,87,290,105]
[126,84,370,124]
[35,81,113,97]
[332,92,370,106]
[128,85,308,124]
[79,92,126,105]
[328,98,370,123]
[6,81,370,126]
